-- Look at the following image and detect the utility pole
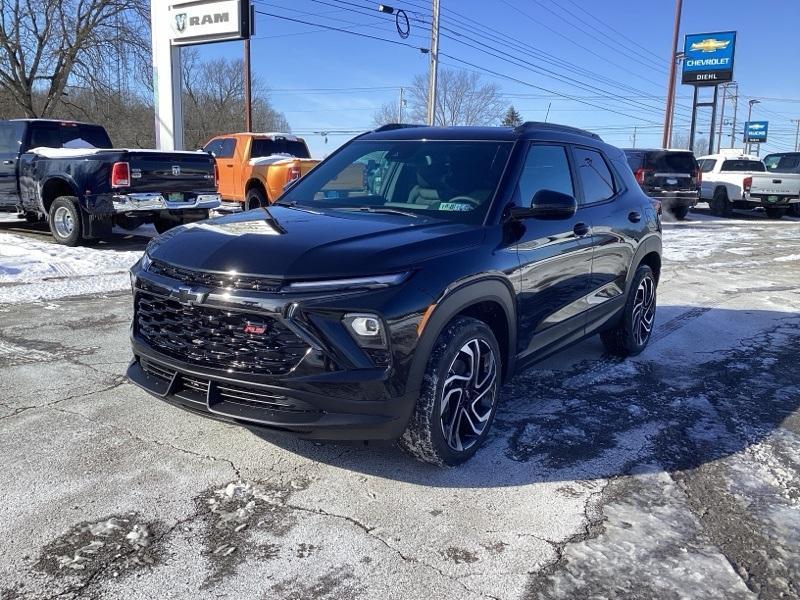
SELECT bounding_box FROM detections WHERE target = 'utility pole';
[426,0,440,126]
[793,119,800,151]
[398,87,405,123]
[631,125,637,148]
[244,37,253,132]
[729,83,738,148]
[662,0,683,148]
[717,83,728,153]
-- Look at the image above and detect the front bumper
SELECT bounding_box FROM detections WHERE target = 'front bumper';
[112,193,221,213]
[126,264,416,440]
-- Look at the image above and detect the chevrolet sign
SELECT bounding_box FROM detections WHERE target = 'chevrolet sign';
[682,31,736,86]
[169,0,251,46]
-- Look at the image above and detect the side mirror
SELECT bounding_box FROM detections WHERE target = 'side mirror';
[512,189,577,220]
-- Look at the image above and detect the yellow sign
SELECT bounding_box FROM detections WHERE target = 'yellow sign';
[690,38,731,53]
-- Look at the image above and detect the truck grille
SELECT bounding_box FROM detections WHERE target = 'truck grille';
[149,259,282,292]
[135,293,308,374]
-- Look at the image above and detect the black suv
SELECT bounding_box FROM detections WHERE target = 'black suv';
[128,123,662,466]
[623,148,700,220]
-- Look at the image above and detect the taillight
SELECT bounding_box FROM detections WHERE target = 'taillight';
[743,176,752,193]
[213,163,219,189]
[111,162,130,188]
[287,161,301,183]
[692,169,702,184]
[634,168,652,184]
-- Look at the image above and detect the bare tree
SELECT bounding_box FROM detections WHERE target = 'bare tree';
[182,49,289,149]
[372,102,401,127]
[0,0,149,118]
[407,69,505,126]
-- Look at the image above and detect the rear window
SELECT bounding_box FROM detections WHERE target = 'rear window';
[721,160,765,172]
[644,151,697,173]
[28,122,112,149]
[764,154,800,173]
[0,122,24,154]
[251,138,310,159]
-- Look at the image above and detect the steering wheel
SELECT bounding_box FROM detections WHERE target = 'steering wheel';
[446,195,480,207]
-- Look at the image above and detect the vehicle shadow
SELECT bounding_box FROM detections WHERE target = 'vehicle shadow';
[0,219,154,252]
[250,306,800,487]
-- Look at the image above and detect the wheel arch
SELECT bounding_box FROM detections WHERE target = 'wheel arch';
[409,277,518,394]
[245,178,268,199]
[39,176,78,216]
[627,233,662,289]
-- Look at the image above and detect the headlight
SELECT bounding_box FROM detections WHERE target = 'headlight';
[284,272,409,293]
[139,252,152,272]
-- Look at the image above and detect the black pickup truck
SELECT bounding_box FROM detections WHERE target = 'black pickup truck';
[0,119,220,245]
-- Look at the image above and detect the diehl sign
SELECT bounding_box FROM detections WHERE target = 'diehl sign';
[744,121,769,144]
[169,0,251,46]
[682,31,736,86]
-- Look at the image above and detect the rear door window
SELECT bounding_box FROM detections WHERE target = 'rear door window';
[517,144,574,205]
[699,159,716,173]
[721,160,765,172]
[645,151,697,174]
[574,147,616,204]
[765,154,800,173]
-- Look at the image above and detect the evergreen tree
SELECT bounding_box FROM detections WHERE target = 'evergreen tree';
[502,105,524,127]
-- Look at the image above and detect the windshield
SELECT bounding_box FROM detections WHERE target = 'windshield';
[277,140,513,224]
[251,138,310,159]
[721,159,765,172]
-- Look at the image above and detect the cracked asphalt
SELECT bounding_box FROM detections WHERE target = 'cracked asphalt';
[0,208,799,600]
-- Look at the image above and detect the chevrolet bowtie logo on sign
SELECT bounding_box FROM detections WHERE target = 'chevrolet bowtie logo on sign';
[682,31,736,86]
[169,0,252,46]
[689,38,731,53]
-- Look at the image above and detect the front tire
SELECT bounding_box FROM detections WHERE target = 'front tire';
[48,196,82,246]
[399,316,502,466]
[600,265,657,357]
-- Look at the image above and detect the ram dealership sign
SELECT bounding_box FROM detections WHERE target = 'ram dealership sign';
[682,31,736,85]
[744,121,769,144]
[169,0,251,46]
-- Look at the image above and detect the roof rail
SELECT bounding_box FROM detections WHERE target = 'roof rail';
[513,121,602,141]
[372,123,426,132]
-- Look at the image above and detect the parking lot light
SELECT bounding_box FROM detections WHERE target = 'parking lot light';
[378,4,395,14]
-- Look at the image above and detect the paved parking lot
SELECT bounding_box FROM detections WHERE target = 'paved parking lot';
[1,208,798,600]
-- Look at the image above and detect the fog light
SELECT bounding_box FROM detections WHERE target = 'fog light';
[343,313,387,348]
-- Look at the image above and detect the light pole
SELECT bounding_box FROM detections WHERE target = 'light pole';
[746,99,760,154]
[662,0,683,149]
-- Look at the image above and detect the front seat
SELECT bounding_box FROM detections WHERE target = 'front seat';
[407,160,448,206]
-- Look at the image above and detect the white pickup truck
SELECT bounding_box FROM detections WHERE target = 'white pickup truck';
[697,151,800,219]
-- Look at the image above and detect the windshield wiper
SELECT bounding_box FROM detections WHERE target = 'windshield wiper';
[337,206,419,218]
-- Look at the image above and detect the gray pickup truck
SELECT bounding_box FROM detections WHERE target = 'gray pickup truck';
[0,119,220,245]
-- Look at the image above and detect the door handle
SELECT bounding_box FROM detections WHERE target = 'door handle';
[573,222,590,237]
[628,211,641,223]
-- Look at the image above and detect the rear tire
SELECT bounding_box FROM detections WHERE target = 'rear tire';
[153,218,176,234]
[48,196,82,246]
[711,188,732,217]
[399,316,502,466]
[671,205,689,220]
[246,187,267,211]
[600,265,657,357]
[765,207,786,220]
[790,204,800,218]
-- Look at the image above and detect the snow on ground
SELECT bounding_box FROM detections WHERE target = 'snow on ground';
[0,228,152,304]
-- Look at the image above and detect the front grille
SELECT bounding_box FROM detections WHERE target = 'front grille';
[149,259,282,292]
[136,292,309,374]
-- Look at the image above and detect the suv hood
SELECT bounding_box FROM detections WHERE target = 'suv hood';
[146,206,482,279]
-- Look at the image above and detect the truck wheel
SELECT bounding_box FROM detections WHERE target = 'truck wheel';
[765,207,786,220]
[48,196,82,246]
[671,205,689,220]
[790,204,800,218]
[399,316,502,466]
[711,188,732,218]
[246,187,267,211]
[153,218,177,234]
[600,265,657,357]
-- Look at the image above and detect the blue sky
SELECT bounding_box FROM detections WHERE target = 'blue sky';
[196,0,800,158]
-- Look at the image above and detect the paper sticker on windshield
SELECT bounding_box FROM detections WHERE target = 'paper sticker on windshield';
[438,202,473,212]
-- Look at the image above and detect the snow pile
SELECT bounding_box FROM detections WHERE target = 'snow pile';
[0,232,145,304]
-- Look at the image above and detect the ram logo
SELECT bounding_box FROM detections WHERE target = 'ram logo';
[175,13,187,33]
[172,165,181,176]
